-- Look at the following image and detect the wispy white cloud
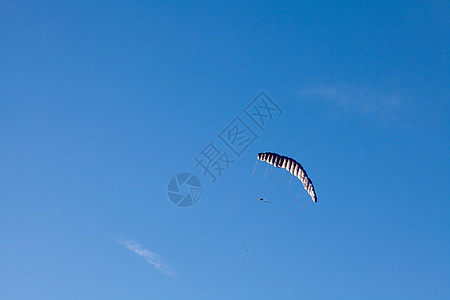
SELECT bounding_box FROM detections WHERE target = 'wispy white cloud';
[117,239,175,278]
[299,85,404,119]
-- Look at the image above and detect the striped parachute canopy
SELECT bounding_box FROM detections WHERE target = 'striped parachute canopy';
[257,152,317,203]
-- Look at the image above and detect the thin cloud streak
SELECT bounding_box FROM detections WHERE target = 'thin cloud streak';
[118,239,175,277]
[299,85,404,118]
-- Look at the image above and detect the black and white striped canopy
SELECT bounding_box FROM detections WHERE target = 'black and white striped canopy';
[257,152,317,202]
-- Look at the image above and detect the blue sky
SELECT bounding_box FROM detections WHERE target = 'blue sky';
[1,1,449,299]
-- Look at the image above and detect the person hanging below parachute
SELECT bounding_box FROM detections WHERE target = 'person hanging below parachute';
[257,152,317,203]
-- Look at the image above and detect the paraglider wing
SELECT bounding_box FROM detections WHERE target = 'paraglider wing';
[257,152,317,203]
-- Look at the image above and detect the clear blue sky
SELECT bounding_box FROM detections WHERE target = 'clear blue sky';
[1,1,449,299]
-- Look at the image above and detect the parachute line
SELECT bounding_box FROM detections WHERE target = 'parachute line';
[252,160,260,175]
